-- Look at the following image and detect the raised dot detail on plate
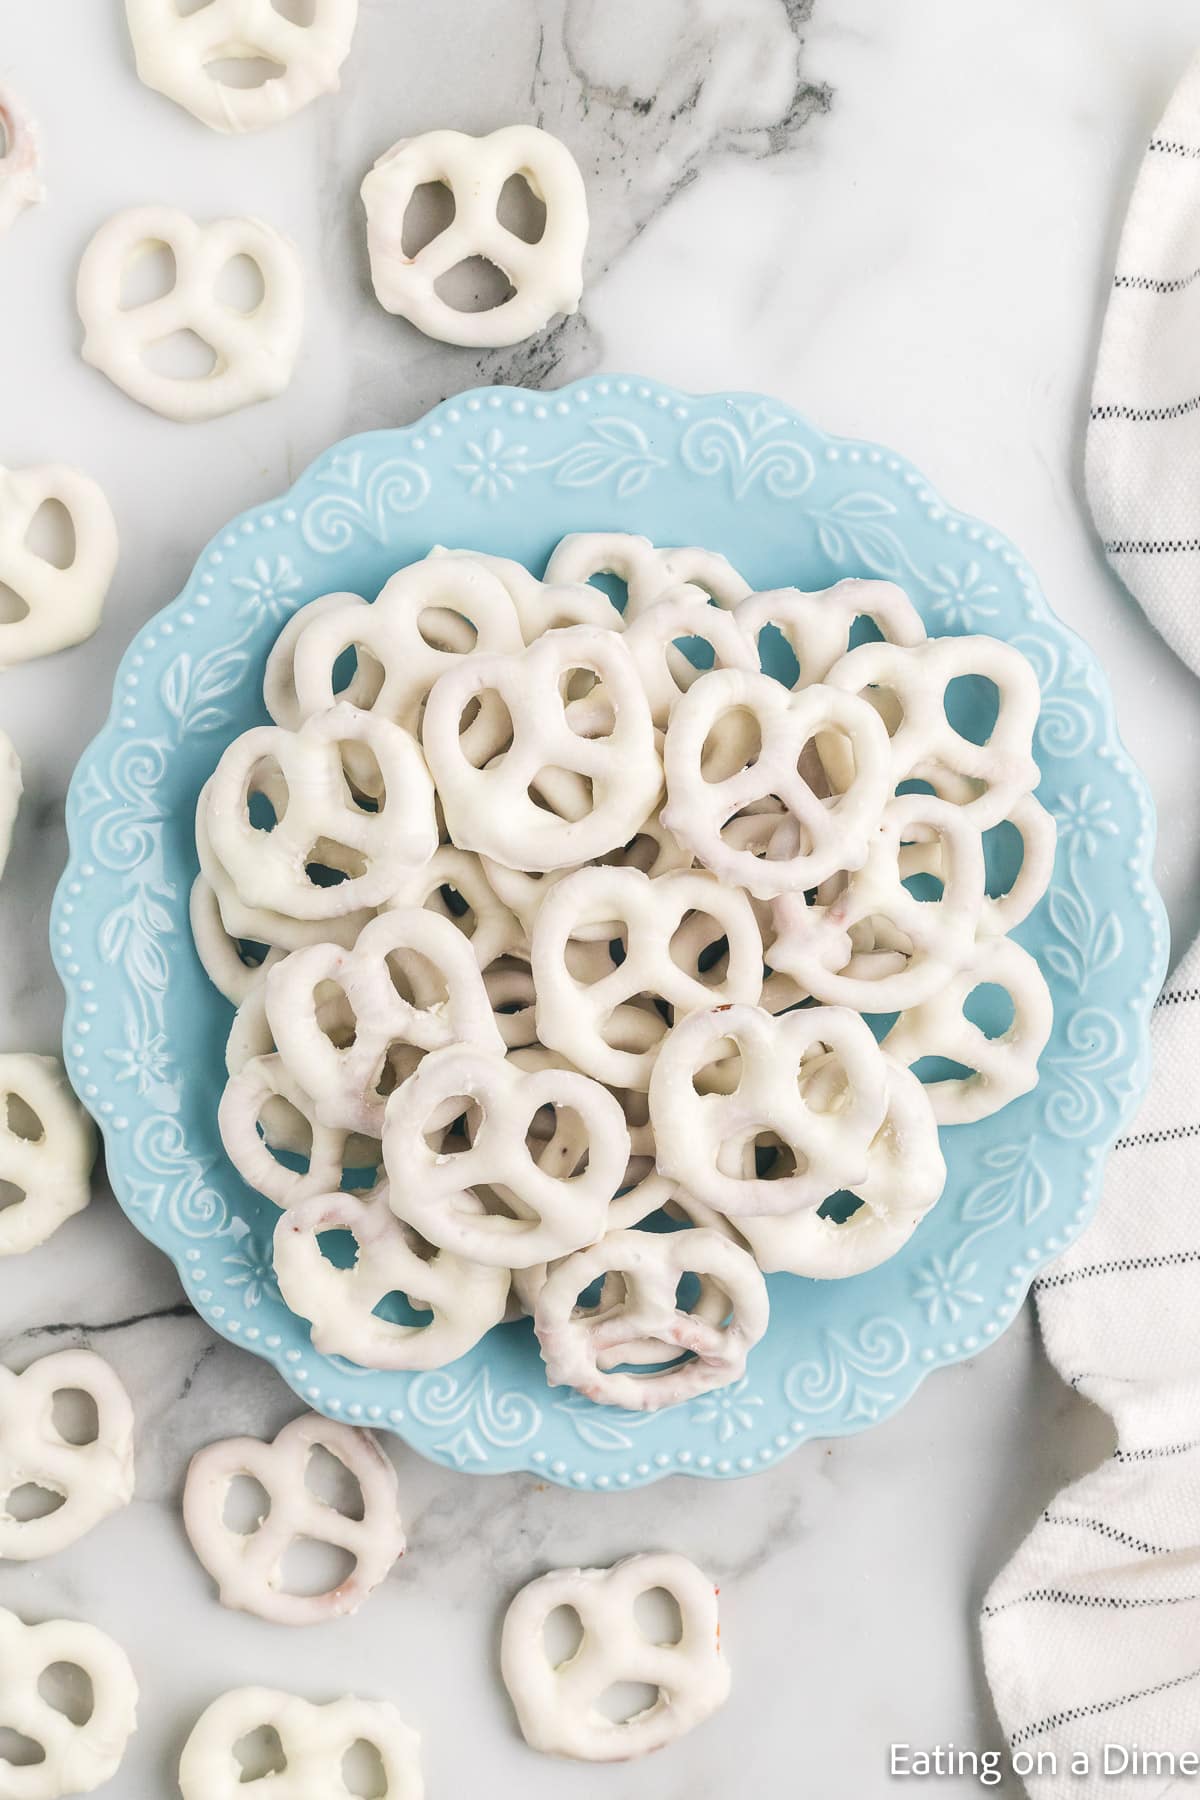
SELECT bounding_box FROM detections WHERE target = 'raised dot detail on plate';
[654,1452,670,1467]
[919,1346,935,1363]
[388,1408,405,1424]
[617,1471,631,1485]
[595,1474,611,1487]
[738,1455,754,1471]
[531,1449,546,1464]
[550,1459,567,1476]
[635,1462,650,1477]
[716,1458,732,1474]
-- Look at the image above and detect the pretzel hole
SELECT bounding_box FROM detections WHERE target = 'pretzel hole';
[753,1133,799,1180]
[343,1739,388,1798]
[24,497,76,572]
[911,1053,973,1085]
[257,1093,312,1160]
[234,1725,287,1782]
[497,172,547,244]
[313,979,356,1049]
[51,1386,100,1445]
[6,1481,65,1522]
[306,1441,366,1519]
[433,256,516,315]
[0,1729,45,1768]
[528,770,594,821]
[340,746,386,811]
[900,870,944,904]
[271,0,317,21]
[461,692,513,767]
[305,841,368,887]
[401,181,456,259]
[944,673,1000,745]
[222,1472,271,1535]
[670,913,729,982]
[754,620,801,687]
[417,606,479,654]
[691,1036,742,1096]
[423,1096,481,1153]
[203,55,287,91]
[245,757,288,830]
[173,0,220,13]
[982,816,1025,898]
[0,1179,26,1213]
[817,1189,865,1223]
[37,1663,94,1727]
[963,981,1015,1038]
[279,1535,357,1597]
[0,580,30,626]
[5,1091,44,1142]
[215,253,266,314]
[372,1289,434,1327]
[597,1681,661,1724]
[385,946,450,1011]
[701,707,761,781]
[633,1587,685,1645]
[526,1104,589,1178]
[542,1603,585,1665]
[143,329,219,380]
[665,632,717,693]
[119,239,176,309]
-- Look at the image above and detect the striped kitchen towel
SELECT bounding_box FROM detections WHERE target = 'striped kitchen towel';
[1087,48,1200,675]
[983,50,1200,1800]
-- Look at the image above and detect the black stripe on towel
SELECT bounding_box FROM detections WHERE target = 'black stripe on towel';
[1041,1513,1175,1558]
[1105,537,1200,554]
[1091,395,1200,422]
[1114,266,1200,294]
[1010,1664,1200,1748]
[1149,136,1200,159]
[1113,1122,1200,1151]
[984,1587,1200,1618]
[1035,1249,1200,1289]
[1113,1438,1200,1464]
[1157,987,1200,1008]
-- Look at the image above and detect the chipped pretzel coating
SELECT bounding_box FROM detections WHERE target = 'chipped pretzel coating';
[0,1055,97,1257]
[501,1552,729,1761]
[183,1413,405,1626]
[178,1687,423,1799]
[0,1351,134,1561]
[0,1606,138,1798]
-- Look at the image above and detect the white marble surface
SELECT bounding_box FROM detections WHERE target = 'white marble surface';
[1,2,1197,1794]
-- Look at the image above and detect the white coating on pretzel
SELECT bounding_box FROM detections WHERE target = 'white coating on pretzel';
[263,591,370,730]
[362,126,587,348]
[125,0,359,134]
[531,866,763,1089]
[544,532,751,619]
[0,465,117,667]
[275,1191,509,1369]
[219,1051,383,1207]
[566,585,759,736]
[77,205,303,421]
[649,1003,890,1217]
[189,875,281,1005]
[661,667,893,898]
[428,547,623,639]
[0,86,44,235]
[0,1351,134,1561]
[534,1227,768,1410]
[422,625,661,872]
[501,1552,729,1761]
[383,1044,628,1267]
[736,576,926,687]
[183,1413,404,1626]
[179,1687,423,1799]
[0,1055,97,1256]
[0,1605,138,1798]
[383,845,525,969]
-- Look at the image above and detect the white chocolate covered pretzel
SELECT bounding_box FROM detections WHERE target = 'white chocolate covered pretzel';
[661,667,893,898]
[189,876,282,1005]
[0,729,20,878]
[882,935,1054,1124]
[383,1044,628,1267]
[0,86,43,236]
[736,577,926,688]
[275,1191,509,1369]
[0,1606,138,1798]
[481,802,690,944]
[183,1414,405,1626]
[564,585,758,736]
[77,205,303,421]
[0,1056,97,1256]
[0,1351,134,1562]
[179,1687,423,1799]
[383,845,525,970]
[649,1004,890,1216]
[501,1552,729,1761]
[361,126,587,348]
[422,625,661,872]
[263,591,370,730]
[126,0,358,134]
[265,908,504,1135]
[534,1227,768,1410]
[532,866,763,1088]
[219,1052,383,1208]
[0,464,118,667]
[434,547,623,639]
[545,532,751,620]
[204,704,436,921]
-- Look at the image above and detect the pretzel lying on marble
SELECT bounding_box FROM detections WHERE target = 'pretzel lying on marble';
[0,464,118,667]
[178,1686,423,1799]
[501,1552,729,1760]
[0,1605,138,1797]
[0,1055,97,1257]
[0,1351,134,1561]
[183,1413,405,1627]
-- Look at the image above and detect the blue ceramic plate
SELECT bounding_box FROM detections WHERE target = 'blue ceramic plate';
[52,378,1167,1489]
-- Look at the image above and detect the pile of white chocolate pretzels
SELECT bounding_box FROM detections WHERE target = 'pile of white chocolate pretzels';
[194,531,1055,1415]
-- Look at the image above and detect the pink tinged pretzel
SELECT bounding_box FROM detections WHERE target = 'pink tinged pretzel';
[0,87,44,235]
[265,908,504,1135]
[421,626,661,873]
[183,1414,405,1627]
[383,846,525,970]
[0,1352,134,1561]
[544,532,751,620]
[823,634,1042,825]
[383,1044,629,1267]
[0,730,20,878]
[219,1053,383,1208]
[648,1004,890,1217]
[125,0,359,135]
[736,577,926,688]
[178,1688,423,1800]
[534,1227,769,1411]
[0,1056,97,1256]
[0,1607,138,1799]
[0,465,118,667]
[767,794,988,1012]
[204,704,437,921]
[189,876,282,1005]
[274,1191,509,1370]
[531,866,764,1089]
[77,205,304,422]
[361,126,588,349]
[501,1552,729,1762]
[661,668,893,899]
[881,936,1054,1124]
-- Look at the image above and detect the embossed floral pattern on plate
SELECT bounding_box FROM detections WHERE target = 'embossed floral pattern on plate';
[52,378,1167,1490]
